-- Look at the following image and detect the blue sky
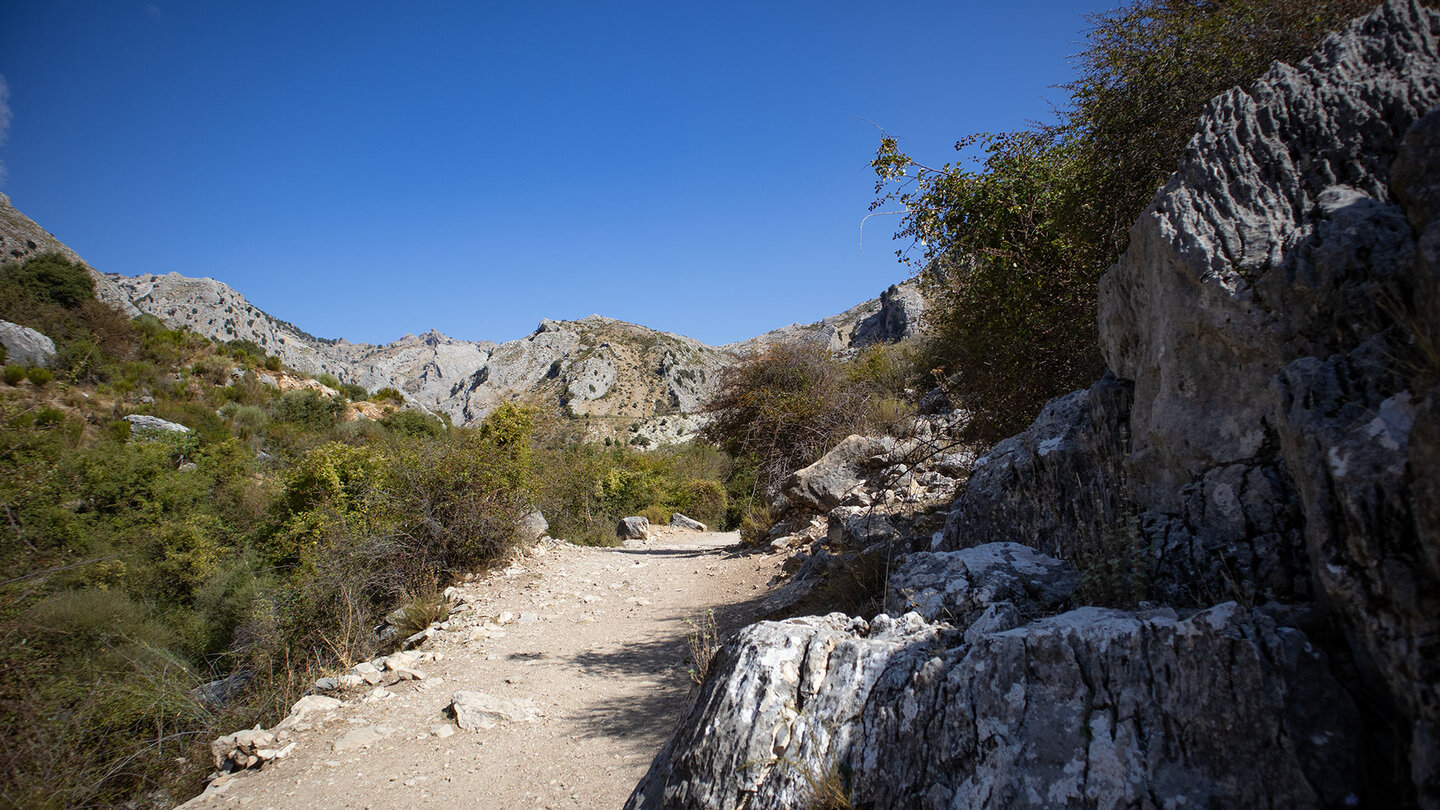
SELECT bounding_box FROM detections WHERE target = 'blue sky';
[0,1,1112,346]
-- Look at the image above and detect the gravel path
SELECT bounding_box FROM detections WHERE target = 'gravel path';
[182,528,780,810]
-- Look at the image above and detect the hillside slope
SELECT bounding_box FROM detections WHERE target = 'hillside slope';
[0,195,923,441]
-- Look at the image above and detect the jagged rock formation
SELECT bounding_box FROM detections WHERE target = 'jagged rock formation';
[630,2,1440,806]
[725,281,925,356]
[944,0,1440,799]
[0,194,925,441]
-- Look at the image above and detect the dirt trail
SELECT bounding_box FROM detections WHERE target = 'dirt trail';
[183,529,780,810]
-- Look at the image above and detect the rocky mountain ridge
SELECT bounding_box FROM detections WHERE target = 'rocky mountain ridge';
[0,195,924,441]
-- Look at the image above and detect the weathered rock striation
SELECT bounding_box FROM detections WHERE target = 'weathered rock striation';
[632,2,1440,807]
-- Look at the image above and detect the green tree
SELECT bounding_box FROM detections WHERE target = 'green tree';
[873,0,1394,442]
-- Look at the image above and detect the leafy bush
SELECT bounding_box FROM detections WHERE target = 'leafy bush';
[702,343,870,492]
[3,365,25,386]
[872,0,1386,442]
[25,367,53,387]
[273,388,345,430]
[0,252,95,308]
[338,382,368,401]
[316,372,340,389]
[372,386,405,404]
[380,408,444,438]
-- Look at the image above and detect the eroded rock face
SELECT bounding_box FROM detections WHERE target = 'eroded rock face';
[637,3,1438,806]
[631,599,1360,810]
[930,0,1440,799]
[886,543,1076,626]
[853,604,1359,809]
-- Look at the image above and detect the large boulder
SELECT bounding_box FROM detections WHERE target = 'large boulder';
[617,516,651,540]
[783,435,904,513]
[629,604,1359,810]
[0,321,56,368]
[669,513,707,531]
[517,509,548,542]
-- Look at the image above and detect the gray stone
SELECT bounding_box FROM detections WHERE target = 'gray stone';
[617,516,651,540]
[124,414,192,435]
[0,321,56,367]
[783,435,904,513]
[190,670,252,710]
[668,513,707,531]
[449,691,540,731]
[886,542,1076,625]
[211,727,279,771]
[517,509,548,542]
[628,605,1360,810]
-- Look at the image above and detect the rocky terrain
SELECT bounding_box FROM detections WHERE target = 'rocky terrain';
[176,526,783,810]
[629,2,1440,807]
[0,194,924,443]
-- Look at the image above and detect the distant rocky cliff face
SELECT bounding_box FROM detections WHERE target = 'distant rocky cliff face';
[0,197,925,442]
[630,2,1440,807]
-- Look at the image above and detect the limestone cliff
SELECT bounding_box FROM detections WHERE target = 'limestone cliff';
[629,2,1440,806]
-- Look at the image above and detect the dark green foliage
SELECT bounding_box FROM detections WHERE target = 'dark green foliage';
[0,252,95,308]
[316,372,340,389]
[873,0,1391,443]
[380,408,444,438]
[273,388,345,430]
[23,367,52,387]
[337,382,368,401]
[3,365,24,386]
[372,386,405,404]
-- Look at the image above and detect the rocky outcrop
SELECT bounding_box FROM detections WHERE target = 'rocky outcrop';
[933,0,1440,800]
[726,278,928,356]
[782,434,904,513]
[886,542,1076,626]
[630,597,1360,810]
[635,2,1440,806]
[0,320,56,367]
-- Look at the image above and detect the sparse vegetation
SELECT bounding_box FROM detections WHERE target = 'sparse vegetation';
[685,609,720,686]
[872,0,1392,443]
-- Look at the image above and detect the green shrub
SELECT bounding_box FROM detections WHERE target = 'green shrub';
[273,388,345,430]
[3,365,25,386]
[338,382,368,401]
[639,504,671,526]
[871,0,1386,443]
[25,367,53,387]
[316,372,340,389]
[702,343,868,492]
[372,386,405,404]
[264,354,283,371]
[380,409,444,438]
[190,354,234,385]
[0,252,95,308]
